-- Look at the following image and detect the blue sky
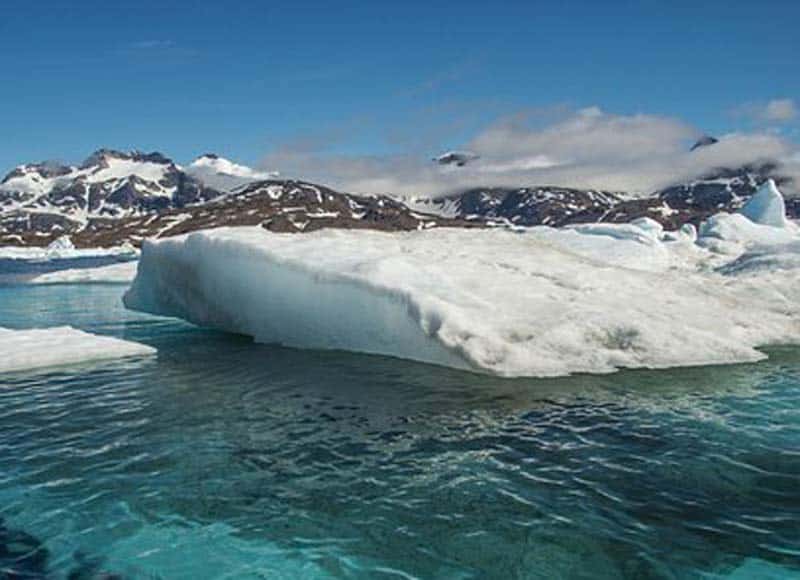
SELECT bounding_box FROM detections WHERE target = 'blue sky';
[0,0,798,174]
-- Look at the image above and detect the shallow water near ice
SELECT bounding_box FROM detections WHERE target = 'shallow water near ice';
[0,281,799,579]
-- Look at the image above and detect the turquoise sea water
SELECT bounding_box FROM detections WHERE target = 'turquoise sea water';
[0,279,798,579]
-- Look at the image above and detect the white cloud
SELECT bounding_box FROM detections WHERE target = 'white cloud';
[261,108,800,198]
[737,98,797,123]
[762,99,797,122]
[467,107,695,166]
[129,40,176,50]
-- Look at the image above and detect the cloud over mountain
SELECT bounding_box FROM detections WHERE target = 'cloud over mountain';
[261,107,800,197]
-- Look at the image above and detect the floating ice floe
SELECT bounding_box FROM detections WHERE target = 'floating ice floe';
[25,261,139,285]
[123,180,800,377]
[0,326,155,374]
[0,238,138,262]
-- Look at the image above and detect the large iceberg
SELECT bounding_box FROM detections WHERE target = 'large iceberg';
[0,326,155,374]
[124,184,800,377]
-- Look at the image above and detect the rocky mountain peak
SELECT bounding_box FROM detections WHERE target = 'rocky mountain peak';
[80,149,174,169]
[1,160,72,184]
[690,135,719,151]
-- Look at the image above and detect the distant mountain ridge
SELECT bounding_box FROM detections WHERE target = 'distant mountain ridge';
[0,146,796,247]
[0,148,480,246]
[67,179,481,247]
[406,187,622,227]
[408,162,797,229]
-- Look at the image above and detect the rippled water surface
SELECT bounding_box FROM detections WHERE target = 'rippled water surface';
[0,282,799,579]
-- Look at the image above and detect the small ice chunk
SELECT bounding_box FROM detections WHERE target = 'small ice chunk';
[46,235,75,252]
[698,213,797,253]
[628,217,665,239]
[680,223,697,241]
[739,179,789,228]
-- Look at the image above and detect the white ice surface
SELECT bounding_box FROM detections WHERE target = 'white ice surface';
[527,217,697,272]
[124,203,800,377]
[0,326,155,374]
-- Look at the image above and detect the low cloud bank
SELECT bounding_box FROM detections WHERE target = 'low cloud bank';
[261,107,800,198]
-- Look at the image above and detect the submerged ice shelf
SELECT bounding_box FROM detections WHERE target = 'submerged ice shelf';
[123,182,800,377]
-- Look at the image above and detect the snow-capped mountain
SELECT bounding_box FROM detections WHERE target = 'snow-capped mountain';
[0,145,796,247]
[0,149,480,246]
[409,136,796,228]
[689,135,719,151]
[433,150,480,167]
[0,149,222,216]
[605,162,798,228]
[186,154,279,191]
[408,162,797,229]
[66,180,479,247]
[0,150,286,246]
[407,187,623,227]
